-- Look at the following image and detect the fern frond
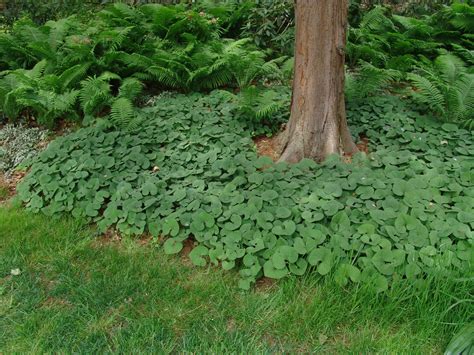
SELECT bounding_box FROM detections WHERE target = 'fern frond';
[98,71,122,82]
[120,53,154,69]
[360,6,394,32]
[118,78,143,101]
[100,3,140,25]
[58,63,91,91]
[434,54,466,85]
[51,90,79,114]
[237,86,288,121]
[346,61,400,100]
[28,60,48,80]
[450,44,474,65]
[408,73,446,116]
[79,76,112,116]
[147,66,184,88]
[2,87,30,119]
[140,4,178,34]
[97,27,134,51]
[281,57,294,80]
[449,3,474,32]
[109,97,135,129]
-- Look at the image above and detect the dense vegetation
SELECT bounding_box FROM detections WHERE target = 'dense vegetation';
[0,3,290,127]
[0,0,473,291]
[1,2,473,129]
[0,1,472,352]
[16,91,473,290]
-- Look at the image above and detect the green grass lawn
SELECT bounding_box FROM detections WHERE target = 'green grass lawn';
[1,203,472,353]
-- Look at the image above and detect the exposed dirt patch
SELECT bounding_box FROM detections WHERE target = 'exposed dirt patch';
[91,229,122,248]
[226,317,237,332]
[0,171,26,203]
[356,133,370,155]
[137,233,153,247]
[180,238,196,266]
[38,274,59,292]
[344,133,370,163]
[41,297,72,309]
[255,132,370,164]
[255,277,277,292]
[253,135,280,162]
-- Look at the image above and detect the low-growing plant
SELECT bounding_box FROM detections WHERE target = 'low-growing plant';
[17,91,474,290]
[79,74,145,129]
[0,123,47,175]
[347,3,474,71]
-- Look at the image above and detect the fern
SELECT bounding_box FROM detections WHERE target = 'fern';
[360,6,394,32]
[58,63,91,91]
[79,76,113,117]
[109,96,142,131]
[118,77,143,101]
[346,61,401,100]
[408,73,446,115]
[0,61,81,125]
[434,54,466,85]
[408,54,474,127]
[109,97,134,128]
[444,3,474,33]
[237,85,289,121]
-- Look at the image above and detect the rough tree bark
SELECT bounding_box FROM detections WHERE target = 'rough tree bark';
[278,0,358,163]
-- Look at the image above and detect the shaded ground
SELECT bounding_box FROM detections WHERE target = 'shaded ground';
[0,171,25,203]
[253,135,280,162]
[253,132,370,162]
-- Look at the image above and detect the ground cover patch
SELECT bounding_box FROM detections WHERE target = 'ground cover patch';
[17,91,474,289]
[0,124,47,175]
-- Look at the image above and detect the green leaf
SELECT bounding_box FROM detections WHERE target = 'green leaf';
[263,260,288,279]
[224,214,242,231]
[238,278,253,290]
[163,238,183,254]
[405,263,421,279]
[375,275,388,293]
[142,181,158,196]
[163,218,180,237]
[276,207,291,219]
[272,220,296,236]
[307,247,329,266]
[289,258,308,276]
[271,246,298,270]
[262,190,279,201]
[189,245,208,267]
[317,259,332,275]
[458,211,474,224]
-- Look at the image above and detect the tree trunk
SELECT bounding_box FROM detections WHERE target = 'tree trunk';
[278,0,358,163]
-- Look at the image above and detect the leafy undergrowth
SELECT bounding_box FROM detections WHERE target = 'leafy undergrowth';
[17,91,474,289]
[1,206,472,353]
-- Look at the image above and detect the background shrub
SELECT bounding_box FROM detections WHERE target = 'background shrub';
[0,3,284,127]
